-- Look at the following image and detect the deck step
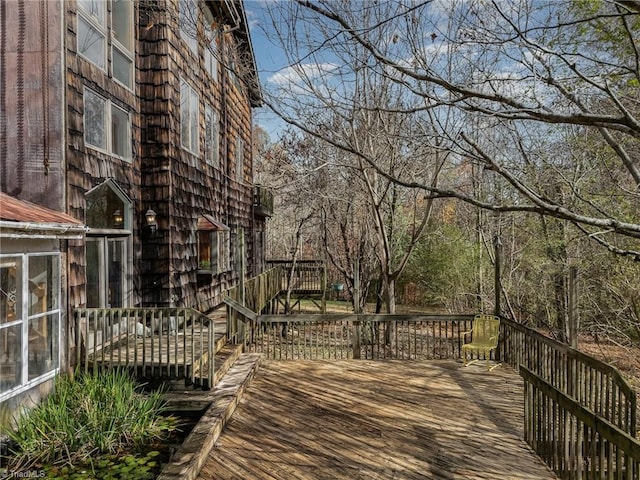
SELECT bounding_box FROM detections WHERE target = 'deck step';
[212,342,242,386]
[157,353,263,480]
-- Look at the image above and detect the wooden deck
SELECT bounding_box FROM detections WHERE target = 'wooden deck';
[198,360,557,480]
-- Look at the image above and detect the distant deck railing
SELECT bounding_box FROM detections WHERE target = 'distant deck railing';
[239,313,474,361]
[74,307,214,388]
[265,259,327,293]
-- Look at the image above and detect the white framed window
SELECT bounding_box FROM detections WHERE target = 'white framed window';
[235,136,244,182]
[203,7,218,81]
[205,105,219,167]
[77,0,135,89]
[111,0,134,89]
[77,0,107,69]
[0,252,61,402]
[179,0,199,57]
[180,79,199,154]
[84,87,132,161]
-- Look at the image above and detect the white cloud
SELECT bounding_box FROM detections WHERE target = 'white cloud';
[268,63,340,86]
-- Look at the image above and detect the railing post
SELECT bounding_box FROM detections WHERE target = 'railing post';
[353,318,361,359]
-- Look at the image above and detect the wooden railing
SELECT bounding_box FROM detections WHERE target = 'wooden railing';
[265,260,327,293]
[521,366,640,480]
[74,308,214,388]
[234,312,475,360]
[501,317,637,437]
[226,267,283,343]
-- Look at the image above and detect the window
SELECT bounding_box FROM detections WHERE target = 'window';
[235,136,244,182]
[205,105,219,167]
[84,88,132,161]
[180,79,199,154]
[0,253,60,400]
[111,0,134,88]
[197,216,230,274]
[77,0,134,89]
[179,0,199,56]
[203,8,218,81]
[77,0,106,69]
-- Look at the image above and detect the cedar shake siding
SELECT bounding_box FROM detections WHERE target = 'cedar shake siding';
[2,0,263,313]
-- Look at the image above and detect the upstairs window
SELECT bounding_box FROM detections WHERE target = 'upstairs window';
[203,7,218,81]
[77,0,107,69]
[77,0,134,89]
[180,79,199,154]
[111,0,134,88]
[235,136,244,182]
[205,105,219,167]
[84,87,132,161]
[179,0,199,57]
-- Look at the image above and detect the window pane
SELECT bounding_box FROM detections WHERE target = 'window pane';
[0,324,22,393]
[112,0,133,52]
[86,240,101,308]
[78,15,106,69]
[1,257,20,324]
[28,313,58,380]
[190,90,199,153]
[84,89,106,150]
[211,233,219,273]
[78,0,105,23]
[113,46,133,89]
[111,104,130,159]
[198,231,212,268]
[28,255,58,316]
[236,137,244,181]
[179,0,199,56]
[180,80,190,150]
[205,106,217,165]
[107,239,126,308]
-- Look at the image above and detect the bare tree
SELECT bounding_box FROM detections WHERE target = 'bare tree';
[258,0,640,261]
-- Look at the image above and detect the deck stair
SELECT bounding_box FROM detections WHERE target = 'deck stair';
[159,310,264,480]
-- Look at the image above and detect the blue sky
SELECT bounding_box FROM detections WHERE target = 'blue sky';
[244,0,290,141]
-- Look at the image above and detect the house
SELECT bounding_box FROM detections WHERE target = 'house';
[0,0,270,411]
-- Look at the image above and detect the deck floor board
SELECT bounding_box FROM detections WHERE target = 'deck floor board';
[198,360,557,480]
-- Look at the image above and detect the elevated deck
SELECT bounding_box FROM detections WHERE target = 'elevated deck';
[198,360,557,480]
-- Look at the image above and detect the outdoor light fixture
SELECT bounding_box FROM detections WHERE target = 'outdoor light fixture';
[112,209,124,228]
[145,209,158,233]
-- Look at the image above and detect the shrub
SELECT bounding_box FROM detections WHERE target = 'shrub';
[6,369,177,470]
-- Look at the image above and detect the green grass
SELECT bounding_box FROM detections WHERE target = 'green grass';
[5,369,177,472]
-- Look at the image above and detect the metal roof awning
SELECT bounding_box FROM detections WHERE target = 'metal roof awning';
[0,192,87,239]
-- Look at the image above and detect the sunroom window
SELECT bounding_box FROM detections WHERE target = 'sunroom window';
[0,253,60,400]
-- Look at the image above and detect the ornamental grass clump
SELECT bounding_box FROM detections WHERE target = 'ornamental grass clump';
[6,369,177,470]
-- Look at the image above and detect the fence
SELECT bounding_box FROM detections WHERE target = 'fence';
[74,307,214,388]
[265,260,326,293]
[521,366,640,480]
[238,313,476,361]
[501,318,637,437]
